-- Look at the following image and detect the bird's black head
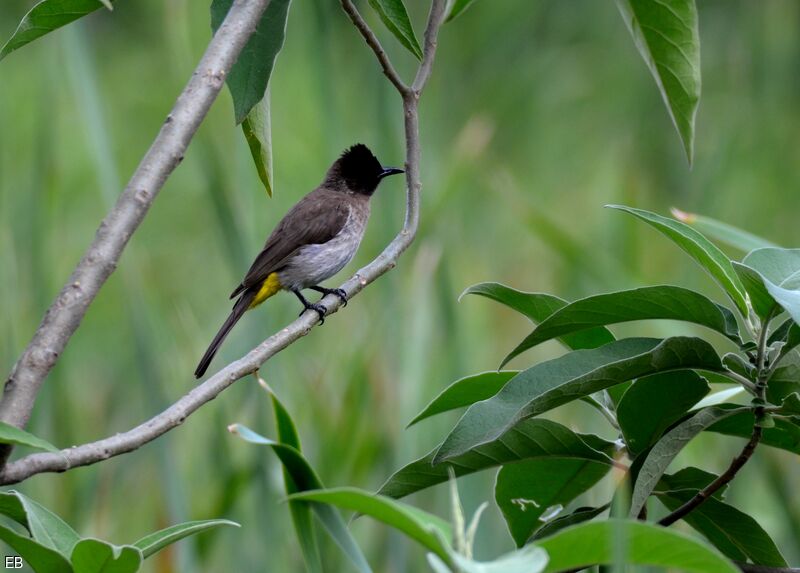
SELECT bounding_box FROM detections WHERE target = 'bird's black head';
[324,143,404,196]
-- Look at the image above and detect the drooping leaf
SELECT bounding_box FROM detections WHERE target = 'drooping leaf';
[132,520,239,559]
[614,0,700,162]
[656,472,787,566]
[0,523,73,573]
[503,285,742,365]
[241,90,274,196]
[0,422,60,453]
[0,0,111,62]
[535,519,738,573]
[366,0,422,59]
[671,209,777,253]
[495,458,610,547]
[380,419,614,499]
[445,0,479,22]
[288,488,452,564]
[210,0,292,124]
[705,408,800,456]
[0,491,80,557]
[629,406,747,518]
[462,283,615,354]
[434,337,721,463]
[608,206,748,317]
[408,371,518,427]
[737,248,800,325]
[69,539,142,573]
[530,504,610,541]
[617,371,709,455]
[230,425,372,573]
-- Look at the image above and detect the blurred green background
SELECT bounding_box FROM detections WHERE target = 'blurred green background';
[1,0,799,570]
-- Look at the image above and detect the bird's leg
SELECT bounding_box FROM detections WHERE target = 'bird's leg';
[292,289,327,324]
[309,285,348,307]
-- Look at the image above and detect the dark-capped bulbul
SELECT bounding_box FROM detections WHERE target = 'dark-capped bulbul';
[194,144,403,378]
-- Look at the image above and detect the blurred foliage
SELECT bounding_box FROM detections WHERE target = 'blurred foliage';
[0,0,799,570]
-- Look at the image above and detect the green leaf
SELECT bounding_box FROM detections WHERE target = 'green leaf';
[671,209,777,253]
[0,491,80,557]
[495,458,610,547]
[705,408,800,456]
[629,406,747,518]
[530,504,610,541]
[380,419,614,499]
[0,422,60,453]
[535,519,738,573]
[738,248,800,325]
[434,337,722,463]
[732,262,775,320]
[503,285,742,366]
[428,545,549,573]
[408,371,518,427]
[445,0,479,22]
[288,488,452,564]
[692,386,745,411]
[767,318,800,353]
[210,0,292,124]
[608,206,748,316]
[366,0,422,59]
[656,473,787,566]
[0,0,110,62]
[462,283,615,353]
[767,352,800,406]
[0,523,73,573]
[230,424,372,573]
[241,90,274,196]
[617,371,709,455]
[614,0,700,162]
[70,539,141,573]
[132,520,239,559]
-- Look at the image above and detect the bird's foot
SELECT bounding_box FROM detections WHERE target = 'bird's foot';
[299,302,327,324]
[311,286,348,306]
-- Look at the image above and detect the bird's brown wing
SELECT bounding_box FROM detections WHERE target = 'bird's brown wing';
[230,188,349,298]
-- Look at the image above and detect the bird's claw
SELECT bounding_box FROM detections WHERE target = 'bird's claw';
[300,303,327,324]
[329,288,348,306]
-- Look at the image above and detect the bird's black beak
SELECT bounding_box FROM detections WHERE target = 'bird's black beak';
[379,167,404,179]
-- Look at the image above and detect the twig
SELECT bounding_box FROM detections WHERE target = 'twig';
[0,0,273,467]
[0,0,448,485]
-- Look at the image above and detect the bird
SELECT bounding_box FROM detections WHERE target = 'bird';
[194,143,404,378]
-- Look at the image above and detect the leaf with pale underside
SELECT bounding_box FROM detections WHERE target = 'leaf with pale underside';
[367,0,422,59]
[671,209,777,253]
[615,0,700,163]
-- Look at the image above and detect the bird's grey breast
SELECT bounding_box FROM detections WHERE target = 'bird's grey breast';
[278,199,370,290]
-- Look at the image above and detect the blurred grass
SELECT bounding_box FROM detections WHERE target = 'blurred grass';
[1,0,799,570]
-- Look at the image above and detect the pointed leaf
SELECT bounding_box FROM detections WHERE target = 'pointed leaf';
[615,0,700,162]
[0,491,80,557]
[495,458,610,546]
[367,0,422,59]
[435,337,722,463]
[132,520,239,559]
[536,519,738,573]
[705,408,800,456]
[629,405,747,518]
[609,206,748,316]
[241,91,274,196]
[445,0,480,23]
[738,248,800,325]
[671,209,777,253]
[462,283,615,354]
[210,0,292,123]
[617,371,709,455]
[288,488,452,563]
[530,504,610,541]
[409,371,518,427]
[0,423,60,453]
[0,523,73,573]
[504,285,741,365]
[380,419,615,499]
[69,539,141,573]
[0,0,110,62]
[230,425,372,573]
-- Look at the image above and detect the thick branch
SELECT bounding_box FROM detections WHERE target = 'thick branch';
[0,0,272,444]
[0,0,447,486]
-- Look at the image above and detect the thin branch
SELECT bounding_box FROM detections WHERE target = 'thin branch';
[412,0,447,94]
[339,0,410,95]
[0,0,273,465]
[0,0,448,486]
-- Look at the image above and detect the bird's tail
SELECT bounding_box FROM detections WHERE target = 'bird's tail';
[194,292,254,379]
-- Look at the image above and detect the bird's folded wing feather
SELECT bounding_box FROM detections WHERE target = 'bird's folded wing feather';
[230,189,349,298]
